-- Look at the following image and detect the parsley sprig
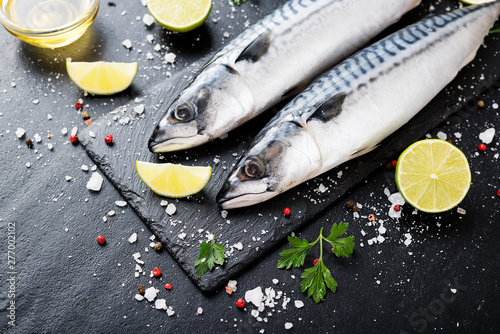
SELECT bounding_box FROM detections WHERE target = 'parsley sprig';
[490,27,500,34]
[278,223,354,303]
[231,0,248,5]
[195,239,226,278]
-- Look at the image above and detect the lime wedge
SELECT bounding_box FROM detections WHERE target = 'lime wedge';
[136,161,212,198]
[147,0,212,33]
[459,0,495,5]
[395,139,471,213]
[66,61,138,95]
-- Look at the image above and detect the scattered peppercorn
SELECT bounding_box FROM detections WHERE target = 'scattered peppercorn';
[346,200,355,209]
[283,207,291,216]
[393,205,401,212]
[84,119,92,126]
[81,110,90,119]
[164,283,172,290]
[368,214,375,222]
[236,299,245,309]
[75,101,83,109]
[497,189,500,197]
[137,284,145,294]
[47,133,51,139]
[477,100,484,108]
[352,205,360,213]
[478,143,487,152]
[104,134,113,144]
[25,138,33,147]
[391,160,397,168]
[69,135,78,144]
[152,267,161,277]
[153,242,162,251]
[225,286,233,295]
[385,161,393,170]
[331,248,335,254]
[96,235,106,245]
[313,258,319,266]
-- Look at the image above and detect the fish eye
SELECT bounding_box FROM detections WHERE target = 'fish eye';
[240,157,265,180]
[173,102,195,122]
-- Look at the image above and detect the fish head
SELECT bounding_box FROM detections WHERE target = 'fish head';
[148,64,253,153]
[217,121,318,209]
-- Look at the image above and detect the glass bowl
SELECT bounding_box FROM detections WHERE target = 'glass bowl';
[0,0,99,48]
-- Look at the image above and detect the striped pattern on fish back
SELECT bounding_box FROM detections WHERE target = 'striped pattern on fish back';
[214,0,333,58]
[284,3,495,114]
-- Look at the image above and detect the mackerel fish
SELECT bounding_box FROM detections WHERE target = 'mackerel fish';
[217,2,500,209]
[148,0,421,152]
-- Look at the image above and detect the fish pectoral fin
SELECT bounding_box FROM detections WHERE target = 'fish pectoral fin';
[306,93,347,123]
[350,144,380,159]
[235,31,272,63]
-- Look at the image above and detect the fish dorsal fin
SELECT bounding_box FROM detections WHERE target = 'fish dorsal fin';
[235,31,272,63]
[307,93,347,123]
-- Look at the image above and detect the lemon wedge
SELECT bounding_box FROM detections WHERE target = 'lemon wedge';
[136,161,212,198]
[67,61,138,95]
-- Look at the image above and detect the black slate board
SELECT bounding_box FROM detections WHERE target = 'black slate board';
[79,4,500,291]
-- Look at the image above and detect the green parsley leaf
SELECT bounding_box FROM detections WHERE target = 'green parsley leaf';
[490,27,500,34]
[231,0,248,5]
[195,239,226,278]
[325,223,355,257]
[277,236,315,269]
[300,260,338,303]
[277,223,353,303]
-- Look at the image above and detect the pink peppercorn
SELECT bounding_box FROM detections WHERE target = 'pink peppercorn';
[96,235,106,245]
[394,205,401,212]
[236,299,245,308]
[104,134,113,144]
[152,267,161,277]
[69,135,79,144]
[283,207,291,216]
[478,143,487,152]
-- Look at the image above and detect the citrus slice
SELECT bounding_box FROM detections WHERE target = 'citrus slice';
[66,61,138,95]
[147,0,212,33]
[459,0,494,5]
[395,139,471,213]
[136,161,212,198]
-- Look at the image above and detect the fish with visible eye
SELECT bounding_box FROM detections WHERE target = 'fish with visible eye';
[217,1,500,209]
[148,0,422,153]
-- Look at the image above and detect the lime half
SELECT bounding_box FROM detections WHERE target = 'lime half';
[67,61,138,95]
[395,139,471,213]
[147,0,212,33]
[136,161,212,198]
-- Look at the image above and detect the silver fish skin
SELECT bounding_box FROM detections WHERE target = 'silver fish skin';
[217,2,500,209]
[148,0,421,153]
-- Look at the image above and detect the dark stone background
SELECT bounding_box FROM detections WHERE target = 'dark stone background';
[0,0,499,333]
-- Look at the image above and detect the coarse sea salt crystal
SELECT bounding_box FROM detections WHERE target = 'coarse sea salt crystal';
[65,175,72,181]
[61,127,68,135]
[388,192,405,205]
[134,104,145,115]
[245,287,263,307]
[294,300,304,309]
[437,131,447,140]
[272,279,279,285]
[228,280,238,292]
[122,39,132,49]
[197,307,203,315]
[251,310,259,318]
[86,172,103,192]
[492,103,499,110]
[479,128,495,145]
[155,299,167,310]
[178,232,186,240]
[166,307,175,316]
[318,184,327,193]
[71,126,78,136]
[34,133,41,142]
[232,242,243,251]
[146,34,154,43]
[115,200,127,207]
[143,14,155,26]
[128,233,138,243]
[47,143,53,150]
[285,322,293,330]
[81,164,89,171]
[15,127,25,138]
[135,294,144,301]
[89,131,95,138]
[164,53,176,64]
[166,203,176,215]
[160,200,168,206]
[457,207,466,215]
[144,287,158,302]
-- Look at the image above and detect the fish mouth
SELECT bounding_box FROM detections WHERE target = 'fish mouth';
[148,134,210,153]
[217,189,278,210]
